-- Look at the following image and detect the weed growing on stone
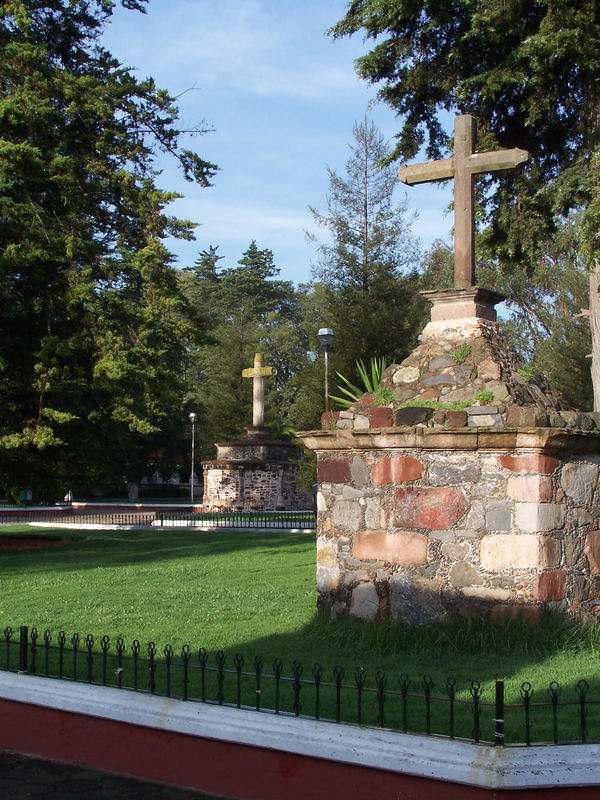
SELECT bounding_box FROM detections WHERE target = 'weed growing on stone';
[475,390,494,405]
[399,399,471,411]
[372,386,394,406]
[449,344,472,364]
[517,364,535,382]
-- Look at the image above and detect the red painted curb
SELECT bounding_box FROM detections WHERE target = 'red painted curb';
[0,697,598,799]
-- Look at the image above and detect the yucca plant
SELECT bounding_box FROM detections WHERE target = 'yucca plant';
[330,357,388,409]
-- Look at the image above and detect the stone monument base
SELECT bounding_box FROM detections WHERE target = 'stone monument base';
[298,287,600,623]
[202,428,311,512]
[300,426,599,623]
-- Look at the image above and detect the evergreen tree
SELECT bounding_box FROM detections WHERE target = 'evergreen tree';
[308,118,426,381]
[181,243,305,459]
[478,218,593,409]
[286,281,335,432]
[330,0,600,407]
[419,240,454,291]
[0,1,216,500]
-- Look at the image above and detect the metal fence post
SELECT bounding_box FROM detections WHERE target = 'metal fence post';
[495,679,505,746]
[19,625,28,672]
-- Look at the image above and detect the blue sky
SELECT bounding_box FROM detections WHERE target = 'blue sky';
[102,0,453,286]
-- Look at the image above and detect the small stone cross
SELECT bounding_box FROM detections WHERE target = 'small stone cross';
[241,352,277,429]
[398,115,529,288]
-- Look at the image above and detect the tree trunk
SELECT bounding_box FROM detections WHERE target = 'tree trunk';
[589,263,600,411]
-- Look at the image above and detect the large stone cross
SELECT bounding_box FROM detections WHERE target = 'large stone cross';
[241,352,276,429]
[398,115,529,288]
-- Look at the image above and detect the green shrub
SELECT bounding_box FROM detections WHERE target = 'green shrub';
[330,357,387,409]
[399,399,471,411]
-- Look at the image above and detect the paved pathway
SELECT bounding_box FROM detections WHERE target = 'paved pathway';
[0,751,227,799]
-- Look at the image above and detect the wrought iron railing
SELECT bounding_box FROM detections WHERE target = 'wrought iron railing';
[154,510,315,529]
[0,509,69,525]
[2,625,596,746]
[0,510,155,526]
[0,509,315,529]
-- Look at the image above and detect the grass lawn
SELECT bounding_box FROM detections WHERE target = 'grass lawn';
[0,526,316,650]
[1,524,600,743]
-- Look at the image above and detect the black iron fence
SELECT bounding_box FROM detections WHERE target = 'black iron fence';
[0,510,155,526]
[2,625,596,746]
[0,509,315,529]
[0,509,69,525]
[154,511,315,529]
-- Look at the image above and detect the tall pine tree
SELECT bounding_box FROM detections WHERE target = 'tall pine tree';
[308,118,426,381]
[0,1,216,499]
[181,243,304,459]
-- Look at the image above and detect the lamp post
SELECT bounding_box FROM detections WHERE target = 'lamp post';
[317,328,334,413]
[189,412,197,504]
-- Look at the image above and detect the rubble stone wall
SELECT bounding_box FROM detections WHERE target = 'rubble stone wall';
[202,460,310,511]
[314,433,600,623]
[301,296,600,623]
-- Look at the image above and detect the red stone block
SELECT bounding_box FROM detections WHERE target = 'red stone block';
[317,458,351,484]
[504,406,521,428]
[393,486,468,530]
[367,407,394,428]
[498,454,559,474]
[371,457,424,485]
[507,474,553,502]
[353,530,427,565]
[534,570,567,602]
[445,410,468,429]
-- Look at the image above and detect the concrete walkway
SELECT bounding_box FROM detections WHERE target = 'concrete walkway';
[0,751,227,799]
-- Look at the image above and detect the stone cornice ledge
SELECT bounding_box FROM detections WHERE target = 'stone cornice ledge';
[297,427,600,453]
[201,459,295,468]
[1,672,599,790]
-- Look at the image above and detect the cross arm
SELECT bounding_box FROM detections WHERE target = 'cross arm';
[468,148,529,175]
[242,367,277,378]
[398,158,454,185]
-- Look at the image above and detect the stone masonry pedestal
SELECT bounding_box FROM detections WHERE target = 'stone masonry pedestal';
[298,288,600,623]
[202,428,310,512]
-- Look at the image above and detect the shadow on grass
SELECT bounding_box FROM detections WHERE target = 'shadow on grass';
[186,612,600,744]
[5,611,598,745]
[0,527,314,573]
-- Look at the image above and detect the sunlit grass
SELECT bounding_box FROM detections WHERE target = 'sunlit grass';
[0,526,316,650]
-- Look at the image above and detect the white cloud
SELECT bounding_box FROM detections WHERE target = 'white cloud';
[104,0,366,103]
[173,196,312,240]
